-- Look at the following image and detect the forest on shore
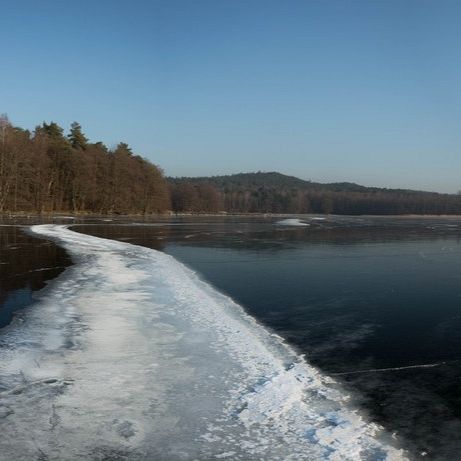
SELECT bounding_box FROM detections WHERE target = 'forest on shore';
[0,116,170,214]
[2,115,461,216]
[170,173,461,215]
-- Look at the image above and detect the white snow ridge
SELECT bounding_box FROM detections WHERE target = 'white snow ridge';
[0,225,407,460]
[275,218,310,226]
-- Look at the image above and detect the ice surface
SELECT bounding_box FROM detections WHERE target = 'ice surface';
[275,218,310,227]
[0,225,407,460]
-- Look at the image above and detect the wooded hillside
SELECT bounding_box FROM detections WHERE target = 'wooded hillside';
[169,172,461,215]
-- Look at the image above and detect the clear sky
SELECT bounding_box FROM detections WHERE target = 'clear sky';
[1,0,461,192]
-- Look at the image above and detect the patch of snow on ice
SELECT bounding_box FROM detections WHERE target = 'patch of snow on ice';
[275,218,310,227]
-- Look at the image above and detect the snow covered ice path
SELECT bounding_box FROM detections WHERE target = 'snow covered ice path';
[0,225,407,460]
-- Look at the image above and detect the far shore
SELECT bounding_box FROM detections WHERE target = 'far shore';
[3,211,461,220]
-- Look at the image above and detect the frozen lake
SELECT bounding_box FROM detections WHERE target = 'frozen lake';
[3,215,461,459]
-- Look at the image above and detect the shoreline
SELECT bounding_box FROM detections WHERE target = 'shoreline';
[3,211,461,220]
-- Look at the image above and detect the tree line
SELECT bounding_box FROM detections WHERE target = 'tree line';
[170,172,461,215]
[0,115,170,214]
[2,115,461,215]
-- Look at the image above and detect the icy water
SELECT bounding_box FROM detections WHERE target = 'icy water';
[76,216,461,460]
[2,216,461,459]
[0,224,70,328]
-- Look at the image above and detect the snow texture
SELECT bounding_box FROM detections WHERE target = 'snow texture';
[275,218,310,226]
[0,225,407,460]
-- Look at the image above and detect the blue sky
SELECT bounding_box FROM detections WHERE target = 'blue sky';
[1,0,461,192]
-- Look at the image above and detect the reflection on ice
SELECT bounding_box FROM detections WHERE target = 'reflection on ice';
[0,225,406,460]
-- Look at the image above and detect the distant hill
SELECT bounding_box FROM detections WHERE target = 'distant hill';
[171,171,324,190]
[169,171,433,194]
[168,172,461,215]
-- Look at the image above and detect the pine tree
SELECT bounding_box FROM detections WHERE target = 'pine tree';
[68,122,88,150]
[40,121,65,140]
[114,142,132,155]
